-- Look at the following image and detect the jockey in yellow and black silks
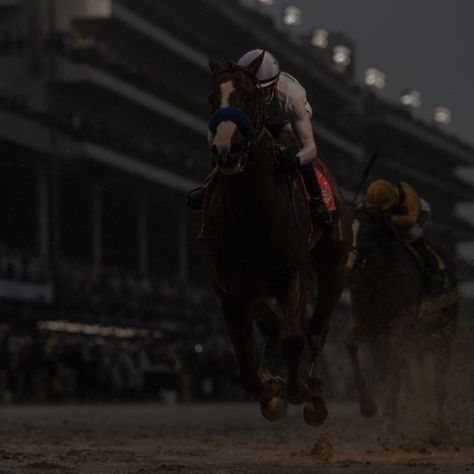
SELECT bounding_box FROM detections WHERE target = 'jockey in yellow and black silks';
[365,179,446,295]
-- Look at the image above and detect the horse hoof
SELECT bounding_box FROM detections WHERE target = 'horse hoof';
[360,398,378,418]
[303,398,328,426]
[260,397,287,422]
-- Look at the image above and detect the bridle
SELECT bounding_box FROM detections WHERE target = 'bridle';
[208,66,266,156]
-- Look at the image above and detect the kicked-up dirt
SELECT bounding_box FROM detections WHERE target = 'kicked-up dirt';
[0,401,473,473]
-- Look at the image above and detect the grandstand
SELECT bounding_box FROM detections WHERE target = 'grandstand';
[0,0,473,400]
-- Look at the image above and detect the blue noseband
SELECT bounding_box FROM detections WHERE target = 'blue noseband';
[208,107,255,142]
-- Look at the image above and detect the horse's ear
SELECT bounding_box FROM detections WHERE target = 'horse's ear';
[245,50,265,76]
[209,58,224,77]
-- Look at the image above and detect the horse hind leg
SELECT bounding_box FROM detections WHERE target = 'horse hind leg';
[304,263,346,426]
[344,323,378,418]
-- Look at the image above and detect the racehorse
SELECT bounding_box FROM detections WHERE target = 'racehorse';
[203,51,352,425]
[345,205,459,433]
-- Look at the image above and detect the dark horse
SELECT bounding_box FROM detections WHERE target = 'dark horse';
[345,206,459,433]
[203,52,351,425]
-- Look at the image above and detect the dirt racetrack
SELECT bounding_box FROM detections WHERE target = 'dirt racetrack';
[0,401,473,473]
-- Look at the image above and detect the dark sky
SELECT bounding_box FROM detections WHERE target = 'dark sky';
[241,0,474,146]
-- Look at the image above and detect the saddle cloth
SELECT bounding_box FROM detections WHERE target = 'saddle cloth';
[316,168,337,212]
[299,165,338,215]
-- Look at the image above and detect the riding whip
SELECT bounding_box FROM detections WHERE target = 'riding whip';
[351,152,378,205]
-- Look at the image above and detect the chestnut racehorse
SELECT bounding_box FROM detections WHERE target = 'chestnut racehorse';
[203,52,351,425]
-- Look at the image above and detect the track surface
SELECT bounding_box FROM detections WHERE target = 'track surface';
[0,402,473,473]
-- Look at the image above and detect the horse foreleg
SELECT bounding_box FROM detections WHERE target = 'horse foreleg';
[344,321,378,418]
[253,301,281,376]
[304,264,345,426]
[381,325,406,434]
[221,298,262,397]
[276,271,307,405]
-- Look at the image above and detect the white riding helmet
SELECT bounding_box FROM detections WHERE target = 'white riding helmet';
[237,49,280,88]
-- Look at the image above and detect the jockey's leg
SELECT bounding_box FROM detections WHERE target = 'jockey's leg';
[411,237,446,295]
[276,122,331,225]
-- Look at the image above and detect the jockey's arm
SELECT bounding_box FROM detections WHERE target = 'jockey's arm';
[290,97,317,166]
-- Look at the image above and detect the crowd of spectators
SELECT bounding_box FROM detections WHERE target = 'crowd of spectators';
[0,326,356,404]
[0,243,219,323]
[0,330,239,403]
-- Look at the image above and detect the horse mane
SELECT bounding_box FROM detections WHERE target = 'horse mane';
[213,63,260,85]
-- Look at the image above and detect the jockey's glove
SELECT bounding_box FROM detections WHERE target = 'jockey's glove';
[275,146,301,172]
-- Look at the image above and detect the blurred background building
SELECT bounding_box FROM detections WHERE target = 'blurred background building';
[0,0,473,403]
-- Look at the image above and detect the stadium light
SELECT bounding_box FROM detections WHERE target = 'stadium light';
[282,6,302,26]
[311,28,329,48]
[401,89,421,108]
[333,45,351,66]
[364,68,386,89]
[434,106,452,125]
[257,0,275,5]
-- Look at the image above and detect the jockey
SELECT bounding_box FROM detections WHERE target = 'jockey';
[365,179,446,294]
[186,49,332,225]
[237,49,331,224]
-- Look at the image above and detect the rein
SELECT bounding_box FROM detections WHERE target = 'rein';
[209,67,266,152]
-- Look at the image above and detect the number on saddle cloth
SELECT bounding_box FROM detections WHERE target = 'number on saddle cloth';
[315,168,337,212]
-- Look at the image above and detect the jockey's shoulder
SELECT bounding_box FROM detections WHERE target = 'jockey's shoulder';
[277,72,307,101]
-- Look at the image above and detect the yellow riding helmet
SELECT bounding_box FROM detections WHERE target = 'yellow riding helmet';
[366,179,399,210]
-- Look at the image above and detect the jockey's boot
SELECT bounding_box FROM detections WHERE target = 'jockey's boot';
[301,163,332,225]
[411,238,445,296]
[184,184,206,210]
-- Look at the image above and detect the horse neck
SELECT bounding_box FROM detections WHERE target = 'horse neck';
[219,133,275,231]
[365,222,407,267]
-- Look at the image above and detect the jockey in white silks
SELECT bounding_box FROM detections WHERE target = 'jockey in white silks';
[186,49,331,224]
[237,49,331,223]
